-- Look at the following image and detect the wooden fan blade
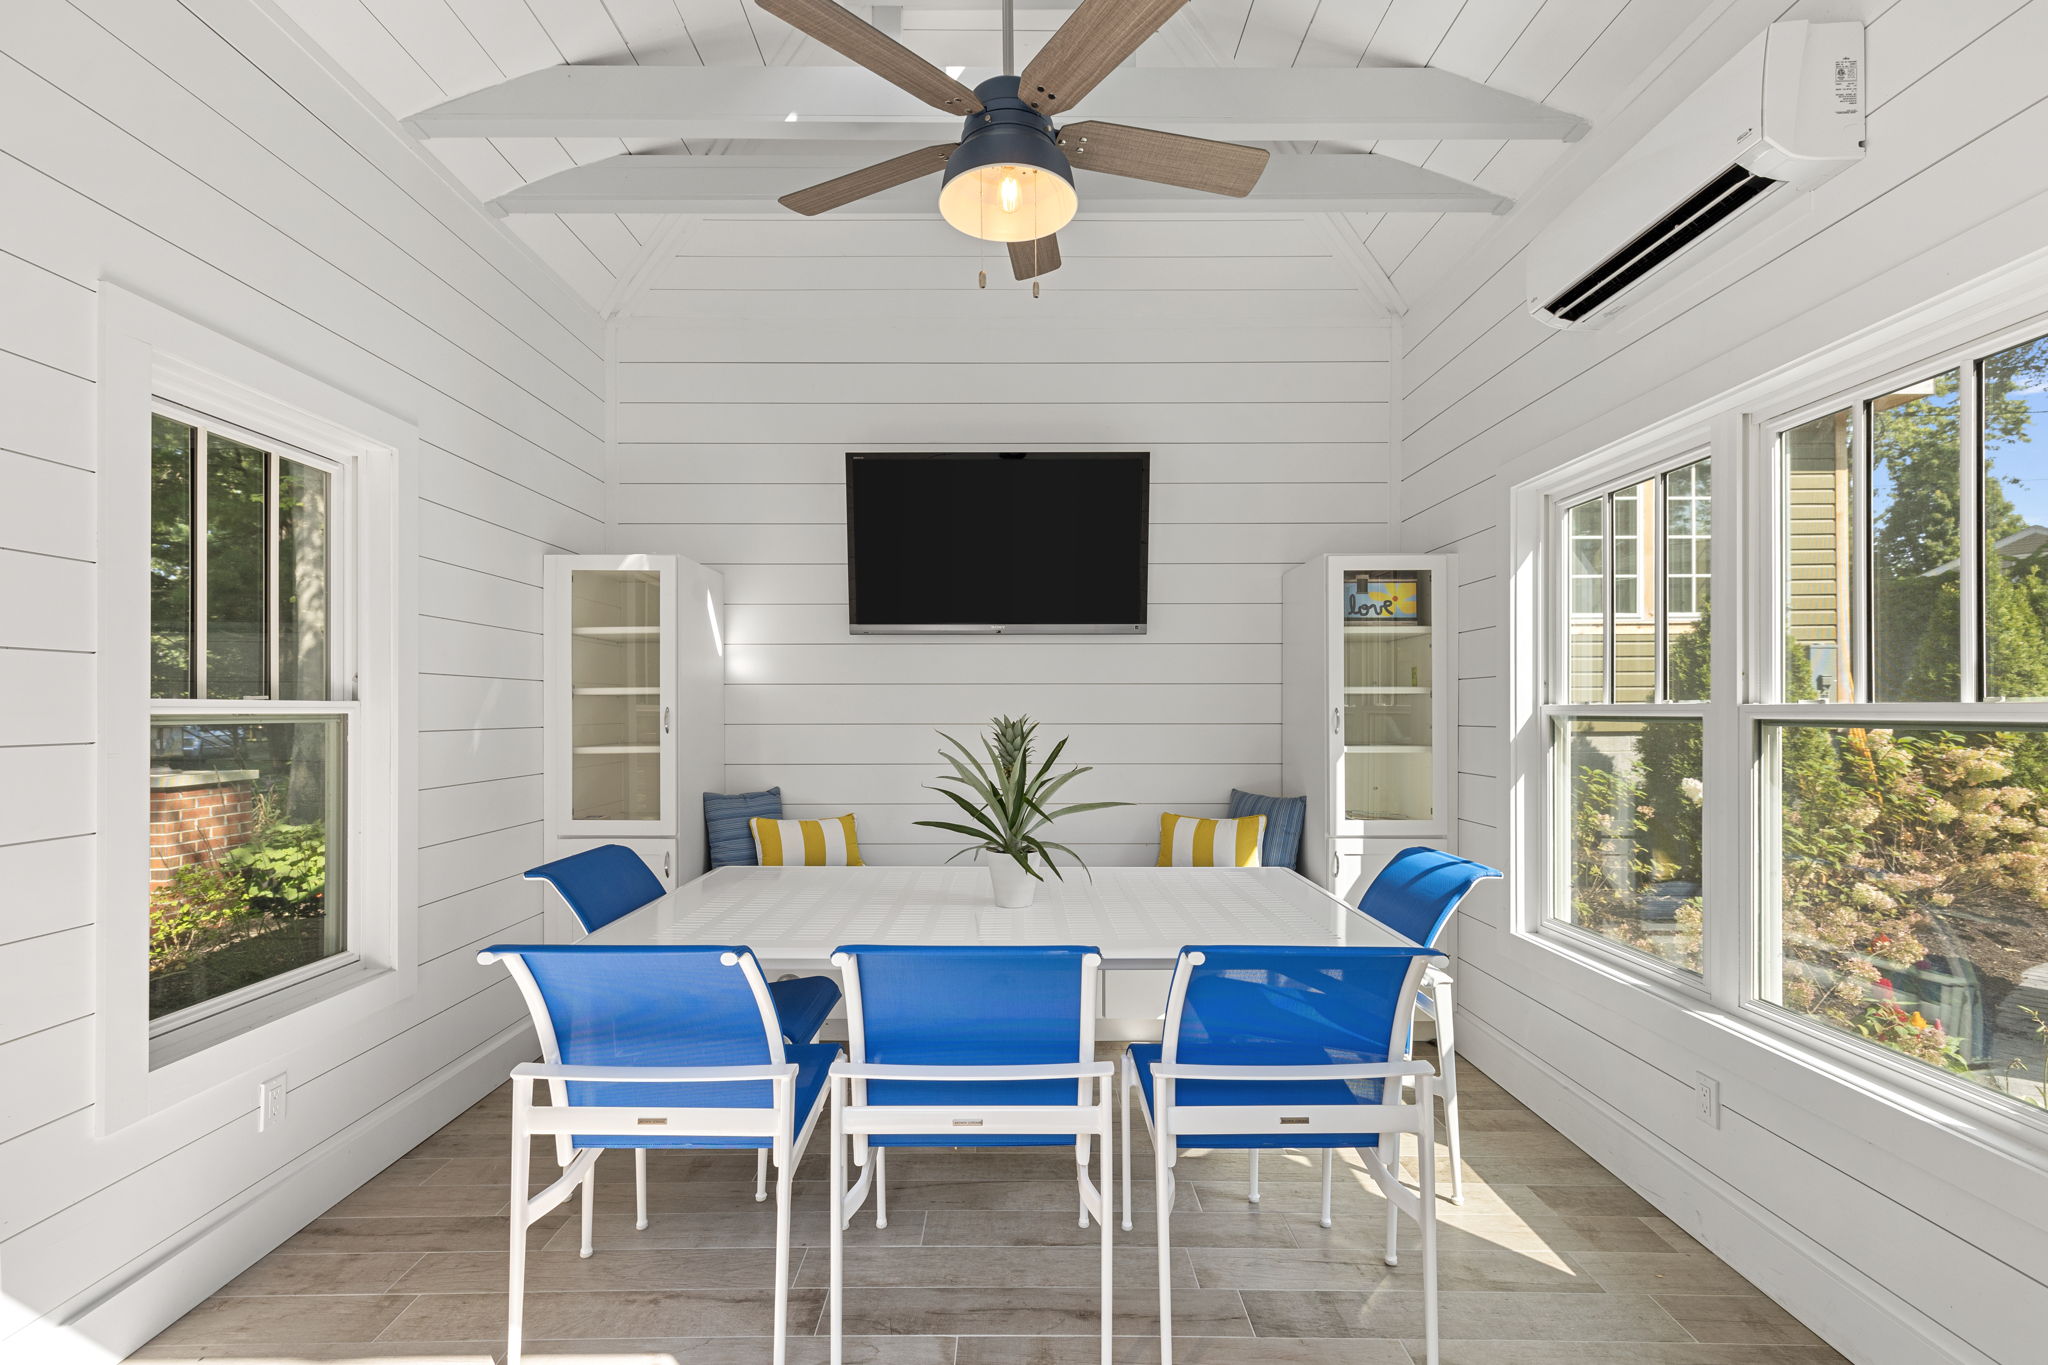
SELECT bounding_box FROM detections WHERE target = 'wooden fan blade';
[1008,235,1062,280]
[1057,121,1269,197]
[1017,0,1192,117]
[777,144,956,215]
[756,0,982,114]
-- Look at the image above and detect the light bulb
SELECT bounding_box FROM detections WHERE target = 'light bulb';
[938,160,1077,242]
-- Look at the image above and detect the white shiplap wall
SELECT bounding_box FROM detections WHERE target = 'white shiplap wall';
[614,213,1393,865]
[0,0,602,1354]
[1396,3,2048,1365]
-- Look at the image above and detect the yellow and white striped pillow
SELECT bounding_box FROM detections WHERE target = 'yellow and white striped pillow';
[1157,812,1266,868]
[751,814,864,867]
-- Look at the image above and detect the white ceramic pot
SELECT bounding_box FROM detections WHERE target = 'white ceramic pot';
[988,855,1038,909]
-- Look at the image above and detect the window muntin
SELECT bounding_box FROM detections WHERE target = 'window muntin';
[148,408,349,1026]
[1765,723,2048,1112]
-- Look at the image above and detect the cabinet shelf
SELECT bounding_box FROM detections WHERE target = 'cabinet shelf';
[1344,744,1430,754]
[1345,686,1431,694]
[573,625,661,638]
[572,744,661,755]
[1343,624,1431,638]
[574,686,660,696]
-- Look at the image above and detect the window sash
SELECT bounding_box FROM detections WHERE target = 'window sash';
[152,400,350,707]
[1552,461,1708,707]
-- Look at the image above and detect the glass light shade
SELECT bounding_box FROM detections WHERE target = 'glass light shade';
[938,162,1077,243]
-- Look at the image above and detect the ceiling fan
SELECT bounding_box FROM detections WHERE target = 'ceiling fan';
[755,0,1270,281]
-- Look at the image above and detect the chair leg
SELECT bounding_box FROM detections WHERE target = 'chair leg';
[579,1155,597,1259]
[1382,1133,1399,1267]
[1434,980,1464,1205]
[829,1081,846,1365]
[634,1148,649,1231]
[756,1146,770,1203]
[1120,1055,1134,1232]
[773,1158,795,1365]
[874,1148,889,1229]
[507,1100,530,1365]
[1319,1148,1334,1229]
[1154,1140,1175,1365]
[1099,1092,1114,1365]
[1247,1149,1260,1205]
[1419,1080,1440,1365]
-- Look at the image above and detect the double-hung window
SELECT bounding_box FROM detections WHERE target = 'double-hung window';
[1533,317,2048,1122]
[1760,331,2048,1110]
[1549,458,1713,976]
[147,405,352,1028]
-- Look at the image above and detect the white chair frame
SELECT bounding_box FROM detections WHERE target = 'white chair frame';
[485,948,831,1365]
[1244,961,1466,1209]
[1123,950,1445,1365]
[827,950,1117,1365]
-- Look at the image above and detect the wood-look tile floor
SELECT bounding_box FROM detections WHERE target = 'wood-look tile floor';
[130,1048,1851,1365]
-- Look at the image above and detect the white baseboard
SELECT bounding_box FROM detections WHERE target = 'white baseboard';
[1456,1013,1985,1365]
[9,1021,538,1364]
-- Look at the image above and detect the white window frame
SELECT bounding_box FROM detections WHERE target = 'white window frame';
[96,285,418,1133]
[144,401,360,1040]
[1510,266,2048,1158]
[1538,441,1723,996]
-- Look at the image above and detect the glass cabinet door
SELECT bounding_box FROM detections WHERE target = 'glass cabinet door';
[1339,568,1435,824]
[569,567,665,823]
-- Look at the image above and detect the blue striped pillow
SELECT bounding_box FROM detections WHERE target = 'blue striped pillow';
[1227,789,1306,872]
[705,787,782,868]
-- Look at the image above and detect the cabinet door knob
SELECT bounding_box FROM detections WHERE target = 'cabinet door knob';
[663,850,672,880]
[1331,706,1341,736]
[663,706,671,734]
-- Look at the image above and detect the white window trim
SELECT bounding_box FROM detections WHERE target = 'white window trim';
[95,284,419,1133]
[1507,254,2048,1175]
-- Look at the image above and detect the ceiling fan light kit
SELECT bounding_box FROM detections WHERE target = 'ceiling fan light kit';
[759,0,1264,280]
[937,76,1078,244]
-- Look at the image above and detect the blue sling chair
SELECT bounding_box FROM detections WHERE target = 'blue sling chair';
[478,943,836,1365]
[1124,944,1449,1365]
[825,946,1116,1365]
[523,843,842,1215]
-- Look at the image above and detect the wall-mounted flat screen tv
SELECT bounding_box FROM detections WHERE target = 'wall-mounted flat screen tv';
[846,452,1149,634]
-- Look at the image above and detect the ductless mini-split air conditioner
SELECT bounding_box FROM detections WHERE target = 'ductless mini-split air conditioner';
[1526,20,1865,330]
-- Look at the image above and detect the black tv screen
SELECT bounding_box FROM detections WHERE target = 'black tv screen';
[846,453,1149,634]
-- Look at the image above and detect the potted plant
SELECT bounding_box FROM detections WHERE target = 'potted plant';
[915,715,1128,908]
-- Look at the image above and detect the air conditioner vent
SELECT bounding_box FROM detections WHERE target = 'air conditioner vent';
[1542,166,1781,323]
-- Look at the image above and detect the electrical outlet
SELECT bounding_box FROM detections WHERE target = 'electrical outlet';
[259,1074,289,1132]
[1694,1072,1720,1129]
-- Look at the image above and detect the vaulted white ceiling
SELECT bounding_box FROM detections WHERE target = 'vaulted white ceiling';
[274,0,1709,317]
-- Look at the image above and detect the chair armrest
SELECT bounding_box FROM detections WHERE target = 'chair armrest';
[830,1061,1115,1082]
[1150,1061,1435,1082]
[511,1061,800,1085]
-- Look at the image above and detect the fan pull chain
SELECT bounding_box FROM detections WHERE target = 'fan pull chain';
[979,269,988,289]
[1032,280,1040,298]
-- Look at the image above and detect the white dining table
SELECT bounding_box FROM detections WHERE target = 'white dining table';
[584,864,1421,973]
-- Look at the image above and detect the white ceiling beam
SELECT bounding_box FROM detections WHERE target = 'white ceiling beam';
[490,152,1510,216]
[406,66,1588,143]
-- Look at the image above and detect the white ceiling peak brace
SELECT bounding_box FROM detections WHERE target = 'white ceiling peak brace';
[405,66,1589,144]
[490,152,1509,216]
